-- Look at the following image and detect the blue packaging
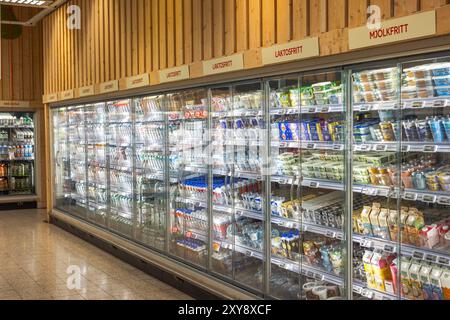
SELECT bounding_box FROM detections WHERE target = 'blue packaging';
[433,76,450,87]
[308,120,320,141]
[432,65,450,77]
[321,121,332,142]
[299,122,310,141]
[428,118,445,143]
[278,122,293,141]
[435,86,450,96]
[443,117,450,142]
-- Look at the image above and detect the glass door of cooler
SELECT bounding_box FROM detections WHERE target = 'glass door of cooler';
[209,82,266,293]
[268,71,349,300]
[350,64,402,300]
[107,99,135,237]
[134,95,167,251]
[85,103,108,227]
[52,108,70,211]
[67,106,87,218]
[168,89,209,268]
[397,56,450,301]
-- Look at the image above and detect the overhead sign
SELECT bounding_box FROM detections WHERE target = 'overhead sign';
[349,10,436,50]
[99,80,119,94]
[159,66,190,83]
[46,94,58,103]
[124,73,150,89]
[59,90,74,101]
[262,37,320,65]
[0,101,30,108]
[203,54,244,76]
[78,85,95,97]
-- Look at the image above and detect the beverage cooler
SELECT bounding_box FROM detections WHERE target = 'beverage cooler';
[51,53,450,300]
[0,112,36,196]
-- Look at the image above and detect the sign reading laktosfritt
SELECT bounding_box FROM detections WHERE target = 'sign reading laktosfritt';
[203,54,244,76]
[262,37,320,65]
[349,10,436,50]
[159,66,190,83]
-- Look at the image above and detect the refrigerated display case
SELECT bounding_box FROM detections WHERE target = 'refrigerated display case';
[51,52,450,300]
[0,112,36,196]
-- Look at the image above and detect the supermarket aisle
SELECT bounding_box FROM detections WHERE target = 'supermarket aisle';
[0,209,193,300]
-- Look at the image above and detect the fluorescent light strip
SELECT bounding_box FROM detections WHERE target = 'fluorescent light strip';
[0,0,50,7]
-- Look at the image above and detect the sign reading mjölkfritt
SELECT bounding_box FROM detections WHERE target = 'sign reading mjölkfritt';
[262,37,320,65]
[203,54,244,76]
[159,66,190,83]
[349,10,436,50]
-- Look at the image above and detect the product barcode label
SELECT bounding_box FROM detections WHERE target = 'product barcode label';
[425,254,437,262]
[375,144,387,152]
[423,145,437,153]
[412,251,424,260]
[403,192,418,201]
[384,244,395,253]
[438,257,450,266]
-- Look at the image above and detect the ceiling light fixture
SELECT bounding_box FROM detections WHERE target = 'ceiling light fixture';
[0,0,53,8]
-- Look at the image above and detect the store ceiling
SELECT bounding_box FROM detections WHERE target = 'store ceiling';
[0,0,53,8]
[0,0,66,26]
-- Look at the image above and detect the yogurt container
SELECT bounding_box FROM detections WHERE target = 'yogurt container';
[435,86,450,97]
[432,75,450,87]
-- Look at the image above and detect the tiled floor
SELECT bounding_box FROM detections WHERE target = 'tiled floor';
[0,209,194,300]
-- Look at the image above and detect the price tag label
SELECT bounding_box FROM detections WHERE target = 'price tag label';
[432,99,445,108]
[307,271,314,278]
[245,250,253,257]
[438,256,450,266]
[306,143,316,150]
[278,263,286,269]
[308,107,316,113]
[412,251,424,260]
[425,254,437,263]
[361,239,374,248]
[438,196,450,205]
[320,107,329,113]
[314,273,324,281]
[235,210,243,216]
[326,231,336,239]
[301,269,307,276]
[403,192,418,201]
[354,286,362,294]
[374,144,387,152]
[362,188,377,196]
[422,195,437,203]
[287,109,297,114]
[279,142,287,148]
[309,181,320,189]
[359,105,372,112]
[384,244,395,253]
[423,145,437,153]
[332,144,344,151]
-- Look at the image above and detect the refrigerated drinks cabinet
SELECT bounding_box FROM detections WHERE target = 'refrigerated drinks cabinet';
[52,53,450,300]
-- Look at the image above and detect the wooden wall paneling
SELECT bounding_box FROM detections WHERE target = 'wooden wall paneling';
[192,0,203,61]
[167,0,176,68]
[104,0,111,81]
[159,0,167,69]
[94,0,100,84]
[262,0,275,47]
[138,0,146,74]
[126,0,133,76]
[3,37,11,100]
[120,0,126,78]
[145,0,153,71]
[420,0,447,11]
[131,0,138,75]
[236,0,249,52]
[60,7,65,91]
[114,0,121,78]
[183,0,193,64]
[152,0,160,70]
[394,0,419,17]
[277,0,291,44]
[175,0,184,65]
[36,23,43,100]
[249,0,262,48]
[328,0,348,30]
[293,0,309,39]
[369,0,393,20]
[22,9,31,100]
[310,0,328,36]
[213,0,224,57]
[224,0,236,54]
[348,0,368,28]
[13,8,23,100]
[202,0,213,60]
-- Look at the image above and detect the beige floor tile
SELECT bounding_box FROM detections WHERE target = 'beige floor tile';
[0,209,194,301]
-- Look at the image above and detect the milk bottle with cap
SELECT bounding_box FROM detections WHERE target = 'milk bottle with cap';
[419,263,433,300]
[430,265,444,300]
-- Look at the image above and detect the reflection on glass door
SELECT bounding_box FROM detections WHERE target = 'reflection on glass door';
[53,108,70,212]
[351,65,402,300]
[134,95,167,251]
[107,99,134,237]
[85,103,108,227]
[269,71,348,300]
[169,89,209,268]
[398,57,450,301]
[68,106,87,218]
